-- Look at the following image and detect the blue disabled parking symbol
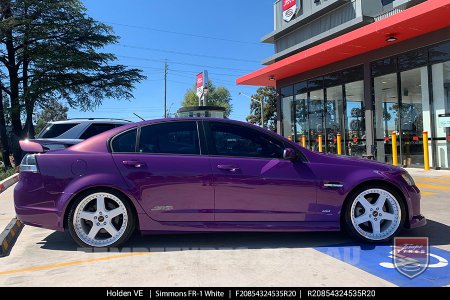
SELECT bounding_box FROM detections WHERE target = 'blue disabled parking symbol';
[314,242,450,287]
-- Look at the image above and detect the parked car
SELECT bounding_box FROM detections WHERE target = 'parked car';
[35,118,130,149]
[16,118,425,248]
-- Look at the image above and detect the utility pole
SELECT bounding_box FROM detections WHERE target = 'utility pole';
[164,60,168,118]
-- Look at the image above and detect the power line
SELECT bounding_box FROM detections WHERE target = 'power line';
[117,55,255,72]
[105,21,264,46]
[117,44,259,63]
[127,65,249,77]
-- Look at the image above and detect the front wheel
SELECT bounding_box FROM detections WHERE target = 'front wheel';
[68,190,135,248]
[343,185,405,243]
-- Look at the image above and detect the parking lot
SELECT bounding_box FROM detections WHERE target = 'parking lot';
[0,169,449,287]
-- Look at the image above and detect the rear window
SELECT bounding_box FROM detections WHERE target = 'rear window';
[80,123,120,139]
[111,129,137,153]
[39,123,79,138]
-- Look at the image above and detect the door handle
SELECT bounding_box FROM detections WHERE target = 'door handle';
[217,165,240,172]
[122,160,146,168]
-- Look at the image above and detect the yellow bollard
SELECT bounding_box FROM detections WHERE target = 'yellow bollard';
[337,133,342,155]
[423,131,430,171]
[301,134,306,148]
[392,131,398,166]
[318,135,323,153]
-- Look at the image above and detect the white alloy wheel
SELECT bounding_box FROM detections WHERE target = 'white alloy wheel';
[349,188,402,241]
[72,192,129,247]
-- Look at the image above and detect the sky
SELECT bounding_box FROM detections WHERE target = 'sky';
[68,0,275,122]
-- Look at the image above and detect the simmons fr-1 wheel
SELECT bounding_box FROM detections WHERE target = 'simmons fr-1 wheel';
[344,185,405,243]
[68,190,135,248]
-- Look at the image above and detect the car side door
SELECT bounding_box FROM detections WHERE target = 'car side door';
[111,121,214,222]
[204,121,317,222]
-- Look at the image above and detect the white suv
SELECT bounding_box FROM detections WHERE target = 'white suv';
[36,118,130,149]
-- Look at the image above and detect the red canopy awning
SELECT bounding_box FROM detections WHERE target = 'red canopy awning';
[237,0,450,87]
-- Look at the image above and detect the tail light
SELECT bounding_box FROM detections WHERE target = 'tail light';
[19,154,40,173]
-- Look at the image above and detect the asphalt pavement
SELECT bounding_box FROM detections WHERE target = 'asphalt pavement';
[0,170,448,287]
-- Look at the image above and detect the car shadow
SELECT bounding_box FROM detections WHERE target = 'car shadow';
[37,219,449,253]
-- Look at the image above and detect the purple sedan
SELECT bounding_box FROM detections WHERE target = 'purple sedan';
[15,118,426,247]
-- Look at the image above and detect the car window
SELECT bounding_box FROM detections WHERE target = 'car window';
[111,128,137,153]
[39,123,80,138]
[80,123,120,139]
[139,122,200,155]
[208,122,284,159]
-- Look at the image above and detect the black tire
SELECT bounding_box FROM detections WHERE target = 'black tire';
[342,184,406,243]
[67,189,136,248]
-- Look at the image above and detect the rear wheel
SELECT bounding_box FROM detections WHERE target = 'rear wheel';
[68,190,135,248]
[343,185,405,243]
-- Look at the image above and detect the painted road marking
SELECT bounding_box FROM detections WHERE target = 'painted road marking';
[421,191,437,197]
[416,183,450,192]
[0,252,151,276]
[415,177,450,185]
[315,244,450,287]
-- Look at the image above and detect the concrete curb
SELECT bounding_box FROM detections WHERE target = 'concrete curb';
[0,218,24,257]
[0,173,22,257]
[0,173,19,193]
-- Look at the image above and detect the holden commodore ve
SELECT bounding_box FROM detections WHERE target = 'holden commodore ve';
[15,118,426,248]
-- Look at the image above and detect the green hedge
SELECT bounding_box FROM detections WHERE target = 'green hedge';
[0,168,17,181]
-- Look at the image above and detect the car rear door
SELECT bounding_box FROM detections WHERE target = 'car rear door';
[204,121,317,222]
[111,121,214,222]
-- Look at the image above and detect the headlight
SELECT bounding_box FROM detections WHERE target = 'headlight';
[19,154,39,173]
[401,172,415,186]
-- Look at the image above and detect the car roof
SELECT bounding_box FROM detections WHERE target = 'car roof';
[69,118,275,153]
[48,118,131,124]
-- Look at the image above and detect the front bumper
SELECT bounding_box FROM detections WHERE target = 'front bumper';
[404,184,426,229]
[408,214,427,229]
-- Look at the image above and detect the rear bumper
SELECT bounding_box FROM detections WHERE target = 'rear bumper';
[14,176,66,232]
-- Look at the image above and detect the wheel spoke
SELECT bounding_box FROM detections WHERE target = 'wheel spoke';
[79,211,96,222]
[108,207,125,219]
[371,220,381,235]
[357,195,372,210]
[96,196,106,212]
[104,223,118,237]
[87,226,99,239]
[381,212,396,221]
[374,195,387,210]
[354,214,370,225]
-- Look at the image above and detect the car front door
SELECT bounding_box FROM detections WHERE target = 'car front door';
[112,121,214,222]
[204,121,317,222]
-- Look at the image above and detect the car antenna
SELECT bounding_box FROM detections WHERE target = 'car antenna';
[133,113,145,121]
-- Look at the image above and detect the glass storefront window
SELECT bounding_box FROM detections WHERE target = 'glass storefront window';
[308,88,324,152]
[374,73,399,163]
[281,86,294,139]
[345,80,365,156]
[432,61,450,169]
[399,67,430,167]
[325,85,343,154]
[294,82,308,144]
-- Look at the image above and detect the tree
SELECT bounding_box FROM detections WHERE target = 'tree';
[0,0,145,162]
[34,99,68,135]
[182,80,233,118]
[246,87,277,131]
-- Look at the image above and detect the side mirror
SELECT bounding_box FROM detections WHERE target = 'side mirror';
[283,148,297,161]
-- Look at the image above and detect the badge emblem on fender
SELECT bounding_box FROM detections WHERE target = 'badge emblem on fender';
[151,206,174,211]
[393,237,429,278]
